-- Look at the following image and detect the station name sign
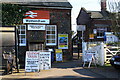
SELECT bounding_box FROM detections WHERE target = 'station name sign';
[23,10,50,24]
[28,24,45,30]
[23,19,49,24]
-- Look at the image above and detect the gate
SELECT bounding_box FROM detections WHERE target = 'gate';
[105,46,120,64]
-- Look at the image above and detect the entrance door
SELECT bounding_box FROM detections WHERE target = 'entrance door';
[28,43,44,51]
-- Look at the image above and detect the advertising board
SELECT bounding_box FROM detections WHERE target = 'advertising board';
[58,34,68,49]
[25,51,39,72]
[25,51,51,72]
[55,49,63,61]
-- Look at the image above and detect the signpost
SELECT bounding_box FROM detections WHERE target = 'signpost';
[77,25,86,59]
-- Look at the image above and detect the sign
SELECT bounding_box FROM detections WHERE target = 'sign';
[83,51,97,68]
[28,24,45,30]
[77,25,86,31]
[93,29,97,34]
[58,34,68,49]
[55,49,63,61]
[25,51,39,72]
[84,53,93,62]
[89,34,94,39]
[39,52,51,70]
[25,51,51,72]
[23,10,50,24]
[104,32,118,42]
[83,50,96,62]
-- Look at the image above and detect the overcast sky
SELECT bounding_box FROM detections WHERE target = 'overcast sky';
[68,0,101,31]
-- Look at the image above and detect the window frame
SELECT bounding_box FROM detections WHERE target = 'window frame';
[46,25,57,46]
[18,25,26,46]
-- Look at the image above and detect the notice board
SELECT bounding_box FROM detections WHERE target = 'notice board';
[25,51,51,72]
[25,51,39,72]
[55,49,63,61]
[58,34,68,49]
[39,52,51,70]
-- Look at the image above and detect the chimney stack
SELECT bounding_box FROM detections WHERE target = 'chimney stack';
[101,0,106,11]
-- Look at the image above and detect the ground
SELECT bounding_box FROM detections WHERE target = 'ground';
[0,59,120,80]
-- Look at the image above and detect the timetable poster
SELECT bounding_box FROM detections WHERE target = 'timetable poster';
[39,52,51,70]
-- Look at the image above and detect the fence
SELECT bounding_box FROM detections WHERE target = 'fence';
[105,46,120,64]
[82,42,120,66]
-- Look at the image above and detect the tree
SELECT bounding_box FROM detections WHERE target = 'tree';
[2,3,31,26]
[107,0,120,39]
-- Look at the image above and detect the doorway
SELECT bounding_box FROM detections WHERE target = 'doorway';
[28,43,45,51]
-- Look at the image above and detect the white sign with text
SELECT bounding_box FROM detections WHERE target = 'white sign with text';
[25,51,51,72]
[25,51,39,72]
[39,52,51,70]
[28,24,45,30]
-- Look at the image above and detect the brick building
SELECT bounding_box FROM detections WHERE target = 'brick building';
[76,0,118,42]
[15,1,73,67]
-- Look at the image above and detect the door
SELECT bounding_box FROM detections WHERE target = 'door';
[28,43,44,51]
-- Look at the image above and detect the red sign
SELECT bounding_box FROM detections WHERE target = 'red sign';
[23,10,50,24]
[24,10,50,19]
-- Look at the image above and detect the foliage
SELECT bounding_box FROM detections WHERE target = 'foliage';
[2,3,31,26]
[106,42,120,46]
[107,1,120,39]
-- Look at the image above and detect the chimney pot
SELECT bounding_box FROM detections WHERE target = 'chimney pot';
[101,0,106,10]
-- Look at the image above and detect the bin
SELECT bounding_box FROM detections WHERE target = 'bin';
[48,49,54,63]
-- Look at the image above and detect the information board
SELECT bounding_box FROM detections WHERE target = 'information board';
[39,52,51,70]
[84,53,93,62]
[58,34,68,49]
[55,49,63,61]
[25,51,39,72]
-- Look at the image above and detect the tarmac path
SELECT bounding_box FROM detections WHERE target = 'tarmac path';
[0,60,120,80]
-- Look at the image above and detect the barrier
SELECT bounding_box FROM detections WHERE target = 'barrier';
[82,42,105,66]
[82,42,120,66]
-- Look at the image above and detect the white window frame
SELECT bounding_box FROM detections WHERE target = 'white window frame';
[18,25,26,46]
[46,25,57,46]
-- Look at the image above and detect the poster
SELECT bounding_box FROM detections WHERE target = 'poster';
[84,51,96,62]
[89,34,94,39]
[25,51,39,72]
[39,52,51,70]
[58,34,68,49]
[55,49,63,61]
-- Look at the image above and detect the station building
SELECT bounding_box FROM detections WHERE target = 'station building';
[16,1,73,67]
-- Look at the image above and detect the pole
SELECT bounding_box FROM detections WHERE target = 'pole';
[15,26,19,72]
[77,31,80,59]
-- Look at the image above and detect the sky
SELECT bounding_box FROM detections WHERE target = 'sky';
[68,0,101,31]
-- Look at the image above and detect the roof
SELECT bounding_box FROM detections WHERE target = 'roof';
[86,9,109,19]
[21,2,72,9]
[87,11,103,18]
[1,0,72,9]
[1,0,68,2]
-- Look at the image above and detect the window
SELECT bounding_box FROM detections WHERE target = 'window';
[97,27,107,38]
[18,25,26,46]
[46,25,57,46]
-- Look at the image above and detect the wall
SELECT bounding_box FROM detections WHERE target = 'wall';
[18,8,72,67]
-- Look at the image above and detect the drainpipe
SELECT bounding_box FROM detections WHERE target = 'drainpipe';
[15,26,19,72]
